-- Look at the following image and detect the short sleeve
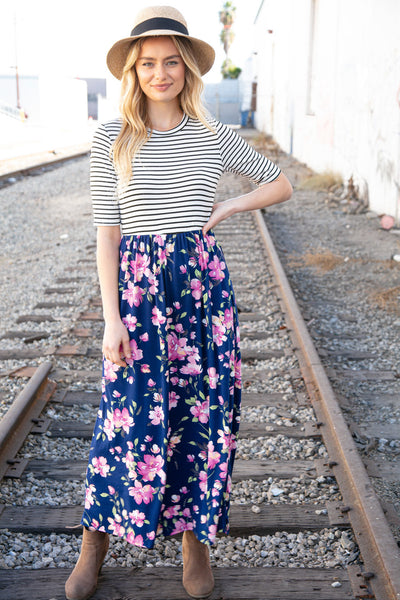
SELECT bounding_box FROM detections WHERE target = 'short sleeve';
[90,124,121,227]
[215,121,281,185]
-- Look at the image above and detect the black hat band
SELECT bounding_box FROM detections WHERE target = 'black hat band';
[131,17,189,37]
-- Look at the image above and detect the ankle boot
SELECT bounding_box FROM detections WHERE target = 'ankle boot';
[65,527,109,600]
[182,530,214,599]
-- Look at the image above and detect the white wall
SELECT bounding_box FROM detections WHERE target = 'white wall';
[254,0,400,221]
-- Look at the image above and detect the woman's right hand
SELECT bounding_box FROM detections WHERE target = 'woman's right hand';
[102,319,131,367]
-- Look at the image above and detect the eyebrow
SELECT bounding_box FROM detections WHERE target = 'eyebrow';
[138,54,181,60]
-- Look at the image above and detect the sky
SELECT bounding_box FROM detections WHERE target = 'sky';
[0,0,263,83]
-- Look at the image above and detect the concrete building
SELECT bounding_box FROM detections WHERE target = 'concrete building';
[253,0,400,222]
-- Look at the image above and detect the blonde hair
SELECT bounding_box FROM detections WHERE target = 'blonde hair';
[112,36,213,190]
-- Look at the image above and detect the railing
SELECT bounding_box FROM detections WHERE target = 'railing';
[0,102,25,121]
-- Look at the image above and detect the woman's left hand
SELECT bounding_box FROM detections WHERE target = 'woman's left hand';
[202,200,235,235]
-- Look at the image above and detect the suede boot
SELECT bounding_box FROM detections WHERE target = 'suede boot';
[65,528,109,600]
[182,530,214,599]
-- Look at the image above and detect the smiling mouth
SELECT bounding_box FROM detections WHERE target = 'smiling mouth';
[152,84,171,91]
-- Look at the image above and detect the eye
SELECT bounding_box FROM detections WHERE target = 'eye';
[166,60,179,66]
[141,61,154,68]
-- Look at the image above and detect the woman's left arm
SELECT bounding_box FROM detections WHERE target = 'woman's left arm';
[202,173,292,235]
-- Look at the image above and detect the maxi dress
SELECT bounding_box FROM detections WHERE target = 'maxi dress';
[81,115,280,548]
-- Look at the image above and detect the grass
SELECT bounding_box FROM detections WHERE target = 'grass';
[298,171,343,191]
[288,248,345,274]
[368,286,400,314]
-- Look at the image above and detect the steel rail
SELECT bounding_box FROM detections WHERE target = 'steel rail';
[255,209,400,600]
[0,148,90,182]
[0,361,55,480]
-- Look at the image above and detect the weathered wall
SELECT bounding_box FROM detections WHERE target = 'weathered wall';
[254,0,400,220]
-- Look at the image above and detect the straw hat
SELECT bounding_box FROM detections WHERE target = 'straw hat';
[106,5,216,79]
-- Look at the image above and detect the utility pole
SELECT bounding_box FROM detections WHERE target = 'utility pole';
[13,12,21,109]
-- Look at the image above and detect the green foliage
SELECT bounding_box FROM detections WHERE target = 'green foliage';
[221,58,242,79]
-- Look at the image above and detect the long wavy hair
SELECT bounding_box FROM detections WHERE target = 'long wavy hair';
[112,35,213,191]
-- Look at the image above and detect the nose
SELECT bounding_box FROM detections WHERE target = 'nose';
[154,62,167,81]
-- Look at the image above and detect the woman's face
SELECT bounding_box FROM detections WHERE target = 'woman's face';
[135,37,186,105]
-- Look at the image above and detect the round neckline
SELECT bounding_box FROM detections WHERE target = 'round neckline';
[151,113,188,135]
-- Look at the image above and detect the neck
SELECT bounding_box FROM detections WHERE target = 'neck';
[147,100,183,131]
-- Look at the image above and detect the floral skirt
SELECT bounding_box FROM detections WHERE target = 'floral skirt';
[81,230,241,548]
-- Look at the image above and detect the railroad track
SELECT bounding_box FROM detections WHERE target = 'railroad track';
[0,159,400,600]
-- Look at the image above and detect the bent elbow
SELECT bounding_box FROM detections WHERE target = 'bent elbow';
[281,175,293,202]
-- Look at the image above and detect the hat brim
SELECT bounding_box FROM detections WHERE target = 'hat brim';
[106,31,215,80]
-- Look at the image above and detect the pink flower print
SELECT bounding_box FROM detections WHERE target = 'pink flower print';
[103,359,119,382]
[171,519,194,534]
[223,307,234,329]
[121,252,129,270]
[92,456,110,477]
[182,508,191,518]
[212,480,223,497]
[190,400,209,423]
[195,240,210,270]
[219,461,228,480]
[122,281,145,308]
[126,531,144,546]
[147,272,159,295]
[141,364,150,373]
[175,323,184,333]
[151,306,166,326]
[167,332,189,361]
[163,505,180,519]
[129,253,150,282]
[180,265,187,274]
[85,484,95,509]
[169,391,179,409]
[153,392,163,403]
[187,454,195,463]
[113,407,134,433]
[199,470,208,493]
[189,256,197,267]
[137,454,165,482]
[204,233,216,248]
[108,516,125,537]
[208,524,218,542]
[148,378,156,387]
[212,316,227,346]
[208,256,226,281]
[190,278,203,300]
[180,355,202,376]
[180,486,189,494]
[122,314,138,332]
[158,248,168,265]
[108,486,116,495]
[128,480,155,504]
[217,428,237,452]
[103,417,115,441]
[125,339,143,367]
[234,357,242,388]
[167,434,181,457]
[207,441,221,469]
[149,405,164,425]
[154,234,165,246]
[127,376,134,384]
[123,450,136,472]
[129,510,146,527]
[207,367,219,389]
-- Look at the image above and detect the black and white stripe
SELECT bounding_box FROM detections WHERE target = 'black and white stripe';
[90,114,281,235]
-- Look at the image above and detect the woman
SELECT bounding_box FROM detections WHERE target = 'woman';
[65,6,292,600]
